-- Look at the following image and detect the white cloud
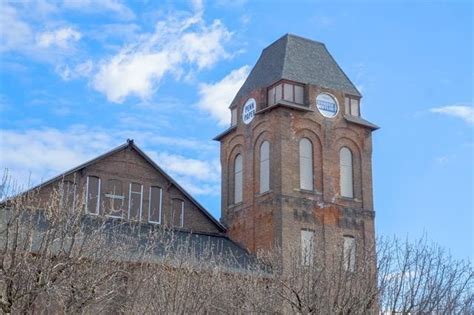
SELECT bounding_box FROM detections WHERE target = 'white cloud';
[0,126,220,196]
[92,5,231,103]
[56,60,94,80]
[0,3,33,52]
[36,27,82,49]
[197,65,250,126]
[63,0,135,20]
[430,105,474,125]
[150,152,220,182]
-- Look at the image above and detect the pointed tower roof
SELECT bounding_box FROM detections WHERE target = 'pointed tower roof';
[231,34,361,108]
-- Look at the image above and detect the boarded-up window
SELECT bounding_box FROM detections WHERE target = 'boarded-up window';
[343,236,356,272]
[351,98,359,116]
[171,198,184,227]
[267,87,275,106]
[295,85,304,104]
[345,97,350,114]
[234,154,243,203]
[86,176,100,215]
[299,138,313,190]
[231,108,237,126]
[260,141,270,193]
[105,179,124,218]
[149,186,162,224]
[284,83,293,102]
[301,230,315,266]
[60,180,76,210]
[128,183,143,221]
[340,147,353,198]
[275,84,282,103]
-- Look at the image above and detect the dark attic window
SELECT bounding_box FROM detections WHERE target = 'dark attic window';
[267,81,304,106]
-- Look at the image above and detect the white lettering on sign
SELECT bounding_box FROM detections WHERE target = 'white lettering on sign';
[242,98,256,124]
[316,93,339,118]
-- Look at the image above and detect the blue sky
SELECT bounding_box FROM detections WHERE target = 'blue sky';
[0,1,472,259]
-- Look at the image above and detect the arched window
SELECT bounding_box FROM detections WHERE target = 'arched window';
[260,141,270,193]
[340,147,353,198]
[234,154,243,203]
[299,138,313,190]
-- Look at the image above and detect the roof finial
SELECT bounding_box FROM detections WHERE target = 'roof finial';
[127,138,134,145]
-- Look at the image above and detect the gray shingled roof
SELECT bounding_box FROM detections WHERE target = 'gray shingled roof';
[231,34,361,108]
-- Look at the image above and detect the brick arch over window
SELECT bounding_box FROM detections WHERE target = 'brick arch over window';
[334,137,363,202]
[340,147,353,198]
[227,144,243,205]
[294,129,323,193]
[253,130,272,195]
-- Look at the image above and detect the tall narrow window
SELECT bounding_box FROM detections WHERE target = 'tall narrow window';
[105,179,124,218]
[60,180,76,210]
[299,138,313,190]
[340,147,354,198]
[343,236,356,272]
[350,99,360,116]
[149,186,162,224]
[231,108,237,126]
[234,154,243,203]
[260,141,270,193]
[128,182,143,221]
[301,230,315,266]
[86,176,100,215]
[171,198,184,227]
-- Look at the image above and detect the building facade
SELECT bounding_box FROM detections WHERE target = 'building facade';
[17,33,378,273]
[215,34,378,267]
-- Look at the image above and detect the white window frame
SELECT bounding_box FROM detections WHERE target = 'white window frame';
[171,199,184,228]
[104,193,125,218]
[60,180,77,210]
[343,236,356,272]
[128,183,143,221]
[340,147,354,198]
[299,138,313,191]
[259,141,270,193]
[104,179,125,219]
[234,154,243,204]
[148,186,162,224]
[301,229,315,266]
[85,176,100,215]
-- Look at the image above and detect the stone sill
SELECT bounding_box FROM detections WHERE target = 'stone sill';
[256,190,273,198]
[294,188,323,195]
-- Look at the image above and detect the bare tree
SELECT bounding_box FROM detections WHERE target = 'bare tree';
[377,236,474,314]
[0,174,472,314]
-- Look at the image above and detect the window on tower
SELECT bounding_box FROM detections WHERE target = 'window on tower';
[267,81,304,106]
[259,141,270,193]
[340,147,354,198]
[299,138,313,190]
[301,229,315,266]
[234,154,243,203]
[344,96,360,117]
[231,108,237,126]
[343,235,356,272]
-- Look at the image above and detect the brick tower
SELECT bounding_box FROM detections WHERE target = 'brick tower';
[214,34,378,267]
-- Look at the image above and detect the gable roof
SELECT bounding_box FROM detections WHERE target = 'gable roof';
[26,139,226,232]
[231,34,361,108]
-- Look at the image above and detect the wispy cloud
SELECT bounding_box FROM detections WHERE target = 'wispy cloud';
[430,105,474,125]
[0,126,220,196]
[62,0,135,20]
[36,27,81,49]
[0,3,33,52]
[92,2,231,103]
[197,65,250,126]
